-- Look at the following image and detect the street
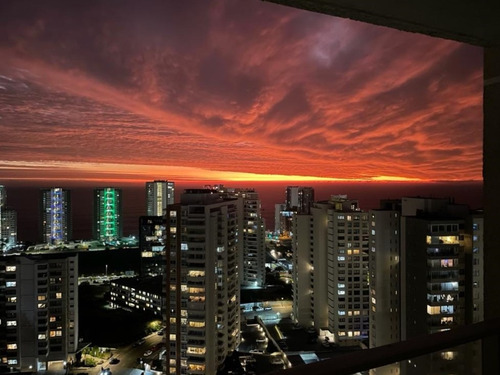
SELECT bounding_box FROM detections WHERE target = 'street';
[71,332,164,375]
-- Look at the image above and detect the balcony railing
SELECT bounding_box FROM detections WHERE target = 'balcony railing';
[271,318,500,375]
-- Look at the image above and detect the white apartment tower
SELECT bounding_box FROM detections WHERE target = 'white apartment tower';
[164,190,240,375]
[292,202,330,329]
[327,195,370,344]
[216,186,265,288]
[292,195,370,345]
[0,253,78,373]
[146,180,175,216]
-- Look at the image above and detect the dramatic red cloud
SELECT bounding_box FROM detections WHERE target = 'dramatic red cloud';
[0,0,483,183]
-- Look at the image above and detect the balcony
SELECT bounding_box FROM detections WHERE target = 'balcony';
[273,318,500,375]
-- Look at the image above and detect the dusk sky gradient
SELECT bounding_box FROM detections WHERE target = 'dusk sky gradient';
[0,0,483,183]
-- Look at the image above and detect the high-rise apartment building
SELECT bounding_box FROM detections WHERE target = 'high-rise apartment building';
[93,188,122,242]
[292,202,330,329]
[40,188,72,244]
[139,216,165,276]
[368,200,401,375]
[327,196,370,344]
[286,186,314,214]
[0,253,78,373]
[292,195,370,345]
[146,180,175,216]
[398,197,472,375]
[216,186,266,288]
[164,190,240,375]
[1,208,17,248]
[0,186,17,249]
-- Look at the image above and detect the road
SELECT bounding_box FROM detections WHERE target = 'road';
[71,332,164,375]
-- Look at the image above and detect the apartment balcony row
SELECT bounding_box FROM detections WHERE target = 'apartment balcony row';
[274,318,500,375]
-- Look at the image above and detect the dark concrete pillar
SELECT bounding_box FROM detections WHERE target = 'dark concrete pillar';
[482,46,500,375]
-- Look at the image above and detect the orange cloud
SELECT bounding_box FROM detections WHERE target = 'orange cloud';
[0,1,483,183]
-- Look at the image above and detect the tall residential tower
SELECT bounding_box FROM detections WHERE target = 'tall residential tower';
[164,190,240,375]
[40,188,72,244]
[93,188,122,242]
[146,180,175,216]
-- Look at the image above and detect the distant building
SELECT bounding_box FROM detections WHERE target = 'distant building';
[1,209,17,249]
[286,186,314,214]
[0,252,78,373]
[275,186,314,236]
[109,276,163,315]
[164,190,240,375]
[40,188,72,244]
[146,180,175,216]
[139,216,165,276]
[93,188,122,242]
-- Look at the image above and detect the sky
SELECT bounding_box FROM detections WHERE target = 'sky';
[0,0,483,184]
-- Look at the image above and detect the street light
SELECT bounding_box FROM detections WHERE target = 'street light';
[105,264,108,277]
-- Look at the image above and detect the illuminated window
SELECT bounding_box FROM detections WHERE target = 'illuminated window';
[427,305,440,315]
[188,321,205,328]
[6,321,17,326]
[6,281,16,287]
[38,303,46,309]
[38,295,46,301]
[7,360,17,365]
[56,292,62,299]
[7,344,17,350]
[38,334,47,340]
[441,351,456,360]
[6,266,16,272]
[50,316,56,322]
[187,347,206,355]
[7,297,17,303]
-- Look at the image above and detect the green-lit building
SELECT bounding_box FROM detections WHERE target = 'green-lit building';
[93,187,122,243]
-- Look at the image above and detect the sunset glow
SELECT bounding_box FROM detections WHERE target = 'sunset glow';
[0,1,483,183]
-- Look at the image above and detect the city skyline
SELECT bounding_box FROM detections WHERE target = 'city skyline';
[0,0,483,184]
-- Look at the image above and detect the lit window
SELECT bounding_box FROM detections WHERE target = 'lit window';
[38,295,46,301]
[56,292,62,299]
[7,343,17,350]
[6,266,16,272]
[6,321,17,326]
[6,281,16,288]
[38,303,46,309]
[38,334,47,340]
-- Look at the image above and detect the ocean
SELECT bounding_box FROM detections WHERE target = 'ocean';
[3,181,483,242]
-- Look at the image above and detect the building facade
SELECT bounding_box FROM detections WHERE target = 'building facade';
[146,180,175,217]
[0,253,78,373]
[109,275,163,316]
[216,187,266,288]
[368,201,401,375]
[400,197,471,375]
[164,190,240,375]
[286,186,314,214]
[93,188,122,242]
[139,216,166,276]
[40,188,72,244]
[1,208,17,249]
